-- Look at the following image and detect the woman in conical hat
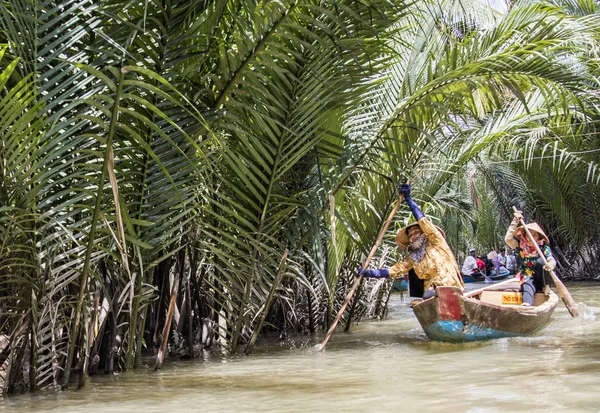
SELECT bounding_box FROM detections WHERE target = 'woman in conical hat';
[514,222,549,245]
[395,222,446,250]
[358,184,463,298]
[505,210,556,306]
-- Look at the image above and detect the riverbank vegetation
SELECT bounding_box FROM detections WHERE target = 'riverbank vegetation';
[1,0,599,395]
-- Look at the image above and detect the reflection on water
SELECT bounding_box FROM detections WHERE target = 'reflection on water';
[2,285,600,412]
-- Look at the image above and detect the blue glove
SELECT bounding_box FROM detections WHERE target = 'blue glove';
[358,268,390,279]
[401,184,424,221]
[400,183,412,199]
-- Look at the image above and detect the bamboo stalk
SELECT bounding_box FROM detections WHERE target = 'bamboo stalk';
[512,207,579,317]
[317,194,405,351]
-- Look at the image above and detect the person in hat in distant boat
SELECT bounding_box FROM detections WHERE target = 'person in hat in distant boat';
[504,209,556,306]
[358,184,464,299]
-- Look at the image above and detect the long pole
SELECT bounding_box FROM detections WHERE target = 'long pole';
[512,207,579,317]
[317,194,405,351]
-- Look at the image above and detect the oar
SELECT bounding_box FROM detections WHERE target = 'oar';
[316,193,405,351]
[512,206,579,317]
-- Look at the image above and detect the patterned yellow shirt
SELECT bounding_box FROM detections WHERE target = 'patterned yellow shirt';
[389,217,464,291]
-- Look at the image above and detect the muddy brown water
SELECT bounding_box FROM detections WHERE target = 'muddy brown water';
[2,284,599,412]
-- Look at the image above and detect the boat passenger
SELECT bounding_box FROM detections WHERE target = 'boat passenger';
[505,250,518,274]
[504,209,556,306]
[498,250,507,268]
[462,248,477,274]
[476,256,488,275]
[492,251,510,277]
[462,248,484,278]
[487,249,500,274]
[358,184,464,299]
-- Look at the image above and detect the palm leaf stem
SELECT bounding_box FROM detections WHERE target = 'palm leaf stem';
[62,67,126,389]
[229,108,292,352]
[244,248,288,355]
[154,262,181,370]
[134,266,153,369]
[124,73,164,371]
[343,278,365,332]
[213,0,298,109]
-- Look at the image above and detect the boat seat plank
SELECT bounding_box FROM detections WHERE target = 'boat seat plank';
[484,279,521,292]
[480,290,522,306]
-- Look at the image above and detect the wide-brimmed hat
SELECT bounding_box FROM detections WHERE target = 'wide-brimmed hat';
[395,222,446,249]
[514,222,549,245]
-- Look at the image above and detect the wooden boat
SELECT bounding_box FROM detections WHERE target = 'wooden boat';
[487,271,511,281]
[462,271,511,283]
[411,280,558,342]
[392,278,408,291]
[461,274,484,283]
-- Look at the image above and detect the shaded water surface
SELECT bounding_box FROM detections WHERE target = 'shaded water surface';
[2,284,599,412]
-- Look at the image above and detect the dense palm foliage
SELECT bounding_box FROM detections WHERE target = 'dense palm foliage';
[0,0,599,395]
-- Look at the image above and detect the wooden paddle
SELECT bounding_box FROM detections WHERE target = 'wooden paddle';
[316,193,405,351]
[512,206,579,317]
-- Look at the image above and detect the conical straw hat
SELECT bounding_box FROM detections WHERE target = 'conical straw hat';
[515,222,549,244]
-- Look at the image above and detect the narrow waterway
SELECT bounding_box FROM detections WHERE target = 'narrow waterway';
[2,284,599,413]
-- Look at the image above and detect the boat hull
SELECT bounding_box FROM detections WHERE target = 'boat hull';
[392,279,408,291]
[461,275,481,283]
[412,286,558,343]
[462,272,511,283]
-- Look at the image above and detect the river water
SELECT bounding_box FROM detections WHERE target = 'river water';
[2,284,599,413]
